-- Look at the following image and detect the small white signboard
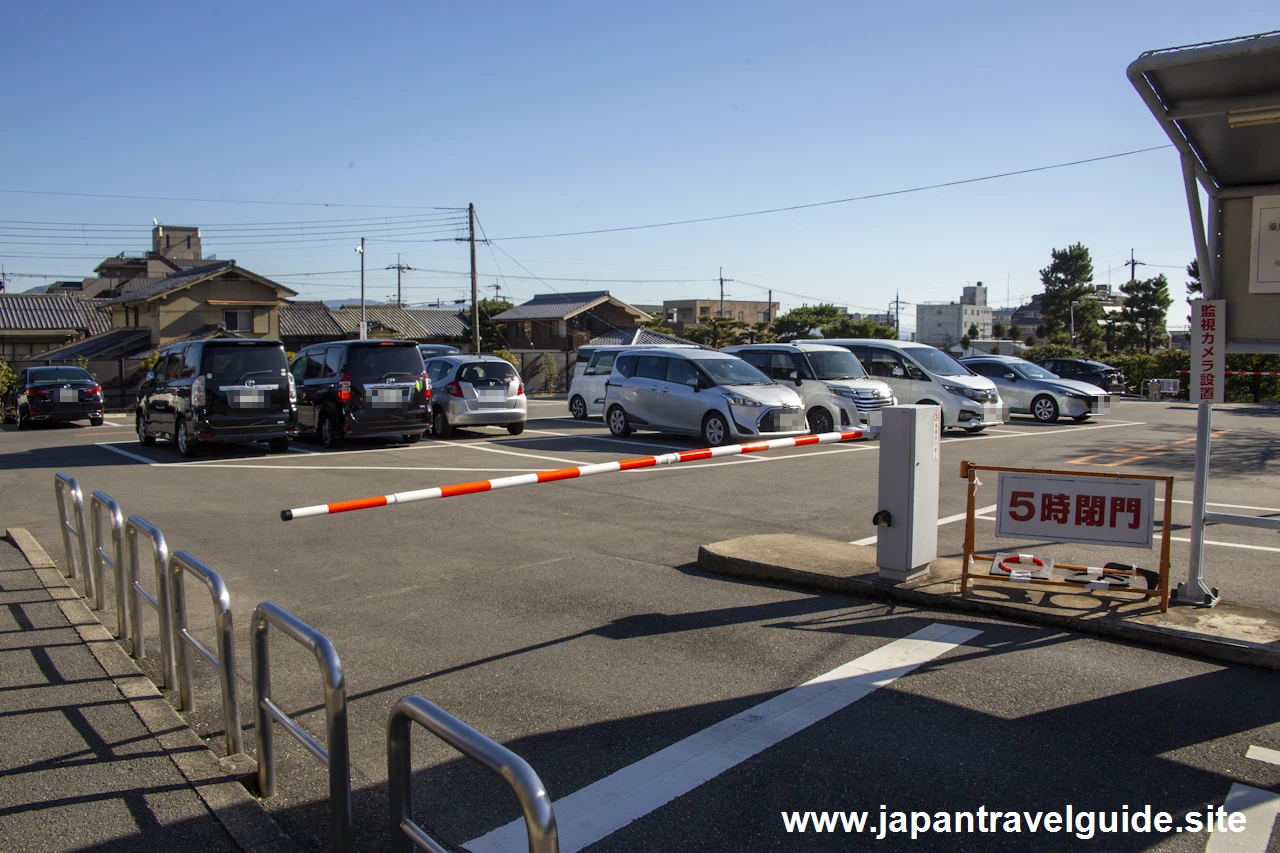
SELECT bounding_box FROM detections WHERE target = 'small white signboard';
[1250,194,1280,293]
[1190,300,1225,405]
[995,473,1155,549]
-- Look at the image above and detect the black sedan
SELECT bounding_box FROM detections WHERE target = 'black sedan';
[4,366,105,429]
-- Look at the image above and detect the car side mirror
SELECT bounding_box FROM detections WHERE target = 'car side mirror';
[789,370,802,386]
[1004,372,1017,381]
[686,377,700,391]
[891,367,904,378]
[145,372,154,382]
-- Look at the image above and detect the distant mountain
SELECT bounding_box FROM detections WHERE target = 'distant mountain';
[323,298,389,309]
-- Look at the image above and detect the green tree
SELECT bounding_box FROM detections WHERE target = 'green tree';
[477,298,515,351]
[960,334,972,353]
[967,322,980,340]
[1025,335,1037,347]
[1008,324,1021,341]
[1120,274,1173,353]
[990,343,1001,355]
[1039,243,1102,348]
[992,321,1005,339]
[540,352,561,394]
[637,316,674,335]
[821,316,898,340]
[0,357,15,397]
[683,315,747,348]
[1186,258,1202,297]
[742,321,777,344]
[771,304,845,342]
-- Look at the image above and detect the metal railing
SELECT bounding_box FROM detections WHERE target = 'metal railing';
[171,550,243,757]
[53,472,91,588]
[251,602,352,853]
[124,515,176,686]
[388,696,558,853]
[89,490,124,629]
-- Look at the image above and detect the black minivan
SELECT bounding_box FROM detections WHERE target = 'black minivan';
[136,339,297,457]
[290,340,430,448]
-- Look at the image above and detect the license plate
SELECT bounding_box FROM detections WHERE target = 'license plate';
[1091,397,1109,415]
[58,389,77,402]
[983,403,1004,423]
[370,388,408,408]
[230,391,268,408]
[475,389,507,408]
[866,410,883,431]
[777,412,805,431]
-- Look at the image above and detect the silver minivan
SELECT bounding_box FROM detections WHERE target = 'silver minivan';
[568,344,696,419]
[604,349,806,445]
[720,343,895,434]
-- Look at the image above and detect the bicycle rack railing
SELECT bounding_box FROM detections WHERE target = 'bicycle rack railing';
[124,515,176,687]
[388,696,558,853]
[89,490,124,628]
[171,550,243,757]
[53,472,91,589]
[251,602,352,853]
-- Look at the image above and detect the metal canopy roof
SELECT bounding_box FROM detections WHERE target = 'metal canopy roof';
[1128,31,1280,193]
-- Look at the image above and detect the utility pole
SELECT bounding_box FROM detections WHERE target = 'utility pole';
[889,290,907,335]
[767,289,772,322]
[1125,249,1145,284]
[355,238,366,339]
[718,267,733,318]
[469,203,479,353]
[386,254,415,308]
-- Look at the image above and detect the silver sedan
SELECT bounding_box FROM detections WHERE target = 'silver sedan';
[961,355,1110,423]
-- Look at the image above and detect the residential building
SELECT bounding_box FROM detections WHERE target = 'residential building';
[915,283,993,347]
[0,294,112,358]
[278,302,469,352]
[663,298,780,336]
[492,291,652,351]
[587,327,696,347]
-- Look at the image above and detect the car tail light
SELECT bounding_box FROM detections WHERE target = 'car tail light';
[516,381,524,396]
[287,373,297,403]
[27,387,47,398]
[192,376,206,406]
[446,381,463,398]
[338,373,352,402]
[87,384,102,397]
[421,372,431,402]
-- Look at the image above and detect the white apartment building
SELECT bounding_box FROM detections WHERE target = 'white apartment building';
[915,284,993,347]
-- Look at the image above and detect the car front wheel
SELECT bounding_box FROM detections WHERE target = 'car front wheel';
[137,412,155,446]
[506,423,525,435]
[269,436,290,453]
[807,407,834,435]
[607,406,631,437]
[569,396,587,420]
[320,412,344,448]
[176,418,199,458]
[702,412,731,446]
[1031,395,1060,423]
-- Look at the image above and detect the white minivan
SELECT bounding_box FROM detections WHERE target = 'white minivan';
[568,344,697,419]
[720,343,895,434]
[813,339,1004,433]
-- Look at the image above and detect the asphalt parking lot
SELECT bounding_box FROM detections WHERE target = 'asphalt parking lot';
[4,398,1278,852]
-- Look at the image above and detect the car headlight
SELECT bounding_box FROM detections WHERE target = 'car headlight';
[942,383,990,402]
[1063,390,1092,400]
[825,384,859,399]
[722,393,761,407]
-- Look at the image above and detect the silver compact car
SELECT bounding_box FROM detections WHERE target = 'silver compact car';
[603,349,807,445]
[961,355,1109,423]
[424,355,528,437]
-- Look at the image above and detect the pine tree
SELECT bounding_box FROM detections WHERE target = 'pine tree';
[1120,274,1173,353]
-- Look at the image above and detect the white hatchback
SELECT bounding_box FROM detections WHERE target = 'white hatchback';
[424,355,528,437]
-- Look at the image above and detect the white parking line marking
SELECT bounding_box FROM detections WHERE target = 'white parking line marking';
[97,443,159,466]
[1247,745,1280,766]
[464,623,982,853]
[850,505,998,545]
[1204,783,1280,853]
[452,442,588,466]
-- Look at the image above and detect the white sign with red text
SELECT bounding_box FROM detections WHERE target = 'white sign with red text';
[1190,300,1225,405]
[995,473,1155,549]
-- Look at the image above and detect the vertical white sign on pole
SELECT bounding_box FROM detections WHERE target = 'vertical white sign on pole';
[1190,300,1226,405]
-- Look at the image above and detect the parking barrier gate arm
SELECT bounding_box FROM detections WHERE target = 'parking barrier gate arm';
[282,429,864,521]
[251,602,352,853]
[89,491,125,634]
[387,696,557,853]
[171,550,243,757]
[53,473,91,589]
[123,515,176,686]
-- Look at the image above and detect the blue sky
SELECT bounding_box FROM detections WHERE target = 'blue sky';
[3,2,1274,332]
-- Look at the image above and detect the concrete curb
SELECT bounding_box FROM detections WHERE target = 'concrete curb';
[7,528,301,853]
[698,537,1280,672]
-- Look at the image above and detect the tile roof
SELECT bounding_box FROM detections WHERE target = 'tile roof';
[587,327,698,347]
[0,294,112,335]
[331,305,467,340]
[279,301,344,338]
[402,307,468,338]
[98,262,297,305]
[491,290,651,322]
[35,328,153,360]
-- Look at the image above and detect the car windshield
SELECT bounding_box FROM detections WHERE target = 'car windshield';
[28,366,93,383]
[907,347,971,377]
[201,345,287,381]
[345,344,425,379]
[1013,361,1057,380]
[691,356,771,386]
[805,350,867,380]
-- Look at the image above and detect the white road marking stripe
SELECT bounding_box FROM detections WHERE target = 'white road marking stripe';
[451,442,588,466]
[1246,745,1280,766]
[1170,537,1280,554]
[1204,783,1280,853]
[96,442,159,466]
[850,505,998,545]
[464,623,982,853]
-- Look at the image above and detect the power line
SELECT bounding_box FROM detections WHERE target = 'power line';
[487,145,1174,241]
[0,187,464,210]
